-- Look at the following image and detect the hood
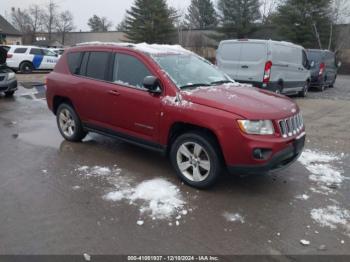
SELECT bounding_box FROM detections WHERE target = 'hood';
[0,46,7,65]
[180,83,299,120]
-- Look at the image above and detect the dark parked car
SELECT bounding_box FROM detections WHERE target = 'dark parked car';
[0,46,17,97]
[306,49,339,91]
[46,43,305,188]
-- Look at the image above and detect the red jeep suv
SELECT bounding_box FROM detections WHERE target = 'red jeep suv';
[46,43,305,188]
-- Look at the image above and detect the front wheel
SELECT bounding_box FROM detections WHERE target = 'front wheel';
[170,132,223,189]
[4,91,15,97]
[56,103,87,142]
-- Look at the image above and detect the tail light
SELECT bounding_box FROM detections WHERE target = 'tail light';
[7,54,13,58]
[263,61,272,84]
[319,63,325,76]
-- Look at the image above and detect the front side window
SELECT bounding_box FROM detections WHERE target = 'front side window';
[153,54,229,89]
[113,53,152,89]
[30,48,43,55]
[85,51,110,81]
[42,49,57,57]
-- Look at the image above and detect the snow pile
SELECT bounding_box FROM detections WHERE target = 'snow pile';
[311,206,350,230]
[76,42,190,55]
[75,164,188,223]
[298,150,346,188]
[223,212,245,224]
[104,178,186,220]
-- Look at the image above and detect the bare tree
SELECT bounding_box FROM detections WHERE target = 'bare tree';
[43,0,59,40]
[56,10,75,45]
[11,7,31,33]
[28,5,44,36]
[328,0,350,50]
[260,0,278,24]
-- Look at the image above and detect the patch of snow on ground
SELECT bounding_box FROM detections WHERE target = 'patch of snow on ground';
[296,194,310,200]
[298,150,346,189]
[311,206,350,230]
[105,178,186,220]
[75,165,188,223]
[223,212,245,224]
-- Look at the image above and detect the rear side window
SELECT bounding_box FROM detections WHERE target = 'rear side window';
[67,52,83,75]
[113,53,151,88]
[240,43,266,62]
[219,43,241,61]
[14,48,27,54]
[85,51,110,81]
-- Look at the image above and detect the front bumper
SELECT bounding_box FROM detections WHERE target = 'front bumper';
[227,133,305,175]
[0,78,18,92]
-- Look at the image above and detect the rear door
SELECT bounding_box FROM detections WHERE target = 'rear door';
[217,42,241,79]
[237,42,266,83]
[283,46,304,91]
[77,51,114,127]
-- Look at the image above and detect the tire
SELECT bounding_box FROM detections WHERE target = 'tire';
[4,91,15,97]
[318,83,325,92]
[19,61,34,74]
[56,103,87,142]
[298,81,309,97]
[170,132,223,189]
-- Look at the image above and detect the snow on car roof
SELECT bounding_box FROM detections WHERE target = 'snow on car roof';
[76,42,191,55]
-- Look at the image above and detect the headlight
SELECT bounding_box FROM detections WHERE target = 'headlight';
[7,72,16,80]
[237,120,275,135]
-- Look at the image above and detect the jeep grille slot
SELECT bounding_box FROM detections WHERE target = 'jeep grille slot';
[279,113,304,138]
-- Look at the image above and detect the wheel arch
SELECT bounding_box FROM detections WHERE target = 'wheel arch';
[53,96,74,115]
[166,122,225,163]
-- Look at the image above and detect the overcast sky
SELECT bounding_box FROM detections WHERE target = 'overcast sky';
[1,0,192,31]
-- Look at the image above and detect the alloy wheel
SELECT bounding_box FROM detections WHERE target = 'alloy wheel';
[176,142,211,182]
[59,108,76,137]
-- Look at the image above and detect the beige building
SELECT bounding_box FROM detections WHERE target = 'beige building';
[0,15,22,45]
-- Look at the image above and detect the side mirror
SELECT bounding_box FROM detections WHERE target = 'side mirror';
[143,76,161,94]
[310,61,315,68]
[337,61,342,68]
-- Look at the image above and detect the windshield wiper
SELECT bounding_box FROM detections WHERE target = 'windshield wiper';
[180,83,211,89]
[210,80,233,85]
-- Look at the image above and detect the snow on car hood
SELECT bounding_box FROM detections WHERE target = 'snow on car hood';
[180,83,299,120]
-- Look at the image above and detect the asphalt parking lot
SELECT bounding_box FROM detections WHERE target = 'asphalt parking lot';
[0,73,350,256]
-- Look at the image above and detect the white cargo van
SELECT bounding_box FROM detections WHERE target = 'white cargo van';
[216,39,311,97]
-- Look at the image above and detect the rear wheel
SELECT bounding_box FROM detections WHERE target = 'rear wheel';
[56,103,87,142]
[4,91,15,97]
[170,132,223,189]
[19,62,34,74]
[298,81,309,97]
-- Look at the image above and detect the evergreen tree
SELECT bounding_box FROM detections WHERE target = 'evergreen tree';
[272,0,332,48]
[217,0,261,38]
[124,0,176,44]
[88,15,112,32]
[184,0,218,29]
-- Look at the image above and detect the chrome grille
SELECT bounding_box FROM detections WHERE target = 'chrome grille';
[279,113,304,138]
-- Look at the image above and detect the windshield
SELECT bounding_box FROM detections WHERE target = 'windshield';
[306,51,323,62]
[152,54,231,89]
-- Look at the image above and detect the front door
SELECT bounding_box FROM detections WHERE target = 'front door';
[108,52,161,143]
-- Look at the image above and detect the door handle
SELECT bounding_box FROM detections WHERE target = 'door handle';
[108,90,120,96]
[241,65,249,69]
